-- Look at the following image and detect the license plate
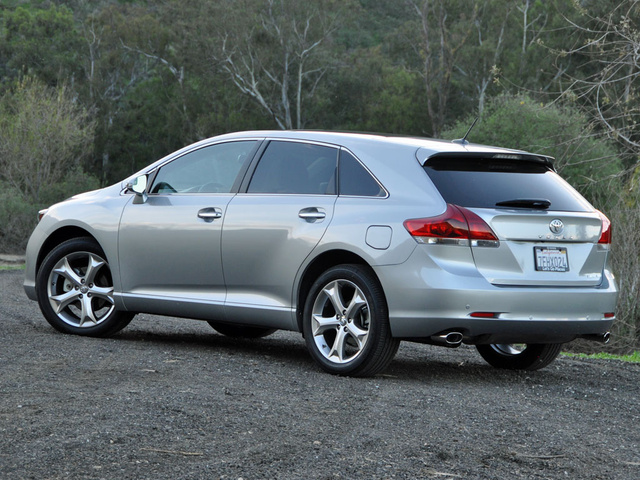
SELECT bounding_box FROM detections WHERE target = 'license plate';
[534,246,569,272]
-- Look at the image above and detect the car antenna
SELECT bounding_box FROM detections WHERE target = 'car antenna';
[452,117,479,146]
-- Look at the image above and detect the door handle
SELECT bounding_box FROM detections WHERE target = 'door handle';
[299,207,326,222]
[197,207,222,222]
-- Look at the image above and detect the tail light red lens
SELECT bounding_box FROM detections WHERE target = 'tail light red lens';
[404,204,468,240]
[404,204,499,247]
[470,312,498,318]
[597,211,612,244]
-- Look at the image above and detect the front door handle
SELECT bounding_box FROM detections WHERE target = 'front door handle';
[198,207,222,222]
[299,207,326,222]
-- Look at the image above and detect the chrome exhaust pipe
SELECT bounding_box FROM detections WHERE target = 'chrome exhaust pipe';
[580,332,611,344]
[430,332,464,348]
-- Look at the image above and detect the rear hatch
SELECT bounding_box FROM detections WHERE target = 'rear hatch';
[420,152,610,287]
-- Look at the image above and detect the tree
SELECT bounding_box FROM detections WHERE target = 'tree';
[455,0,513,117]
[211,0,342,129]
[78,3,181,182]
[405,0,478,137]
[0,4,83,88]
[0,78,95,204]
[556,0,640,167]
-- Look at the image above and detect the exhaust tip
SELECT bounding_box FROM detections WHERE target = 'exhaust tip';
[580,332,611,344]
[444,332,464,345]
[430,332,464,347]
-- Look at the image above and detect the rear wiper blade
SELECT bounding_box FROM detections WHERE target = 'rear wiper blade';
[495,198,551,210]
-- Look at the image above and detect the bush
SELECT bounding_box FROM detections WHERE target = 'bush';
[0,186,38,254]
[0,77,94,205]
[606,187,640,352]
[0,77,97,253]
[0,171,100,254]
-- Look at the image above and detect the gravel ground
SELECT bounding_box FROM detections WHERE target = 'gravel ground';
[1,269,639,479]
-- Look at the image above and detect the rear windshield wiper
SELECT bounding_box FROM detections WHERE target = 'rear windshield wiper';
[495,198,551,210]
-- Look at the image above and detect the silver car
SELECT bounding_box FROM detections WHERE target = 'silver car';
[24,131,618,376]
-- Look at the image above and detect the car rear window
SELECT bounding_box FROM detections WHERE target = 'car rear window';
[423,156,592,212]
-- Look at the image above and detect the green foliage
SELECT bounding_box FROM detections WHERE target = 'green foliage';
[0,171,99,254]
[0,77,95,204]
[322,49,429,134]
[0,3,82,87]
[563,351,640,363]
[0,185,38,254]
[0,265,25,271]
[604,187,640,353]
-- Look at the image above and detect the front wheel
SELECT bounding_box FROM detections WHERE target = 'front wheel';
[303,264,399,377]
[476,343,562,371]
[36,237,134,337]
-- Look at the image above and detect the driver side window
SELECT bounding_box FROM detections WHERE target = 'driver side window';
[150,141,257,194]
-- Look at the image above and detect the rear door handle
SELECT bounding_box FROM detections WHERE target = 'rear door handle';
[299,207,326,222]
[197,207,222,222]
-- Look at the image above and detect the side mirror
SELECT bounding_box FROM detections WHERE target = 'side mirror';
[129,174,148,204]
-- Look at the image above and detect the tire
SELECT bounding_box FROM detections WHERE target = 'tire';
[36,237,134,337]
[476,343,563,371]
[207,321,276,338]
[302,264,399,377]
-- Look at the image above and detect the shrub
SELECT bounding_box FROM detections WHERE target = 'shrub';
[0,170,100,254]
[0,77,94,205]
[0,78,97,253]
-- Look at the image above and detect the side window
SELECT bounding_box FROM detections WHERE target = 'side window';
[150,141,257,194]
[339,150,385,197]
[247,141,337,194]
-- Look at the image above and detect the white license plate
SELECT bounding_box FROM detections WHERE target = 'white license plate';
[534,246,569,272]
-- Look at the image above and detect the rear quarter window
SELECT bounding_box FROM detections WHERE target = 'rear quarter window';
[339,150,385,197]
[423,157,592,212]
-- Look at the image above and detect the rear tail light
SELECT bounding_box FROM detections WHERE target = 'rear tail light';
[404,204,499,247]
[597,211,612,244]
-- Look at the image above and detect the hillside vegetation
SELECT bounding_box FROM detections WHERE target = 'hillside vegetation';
[1,0,638,351]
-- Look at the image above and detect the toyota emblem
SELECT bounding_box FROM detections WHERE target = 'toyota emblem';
[549,219,564,234]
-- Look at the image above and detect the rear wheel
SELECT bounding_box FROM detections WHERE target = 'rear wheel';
[476,343,562,371]
[207,321,276,338]
[36,237,134,337]
[303,264,399,377]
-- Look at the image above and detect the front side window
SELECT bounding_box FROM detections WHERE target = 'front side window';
[151,141,257,194]
[247,141,337,194]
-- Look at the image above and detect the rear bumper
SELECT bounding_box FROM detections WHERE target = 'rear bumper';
[375,249,618,343]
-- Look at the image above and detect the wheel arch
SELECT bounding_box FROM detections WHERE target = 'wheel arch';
[295,249,383,332]
[36,227,101,275]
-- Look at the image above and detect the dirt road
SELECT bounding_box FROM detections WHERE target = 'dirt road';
[1,270,639,479]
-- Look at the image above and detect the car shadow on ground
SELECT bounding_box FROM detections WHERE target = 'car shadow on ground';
[107,323,558,385]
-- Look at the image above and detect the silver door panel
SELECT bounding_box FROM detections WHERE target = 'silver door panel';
[222,194,337,326]
[118,194,232,315]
